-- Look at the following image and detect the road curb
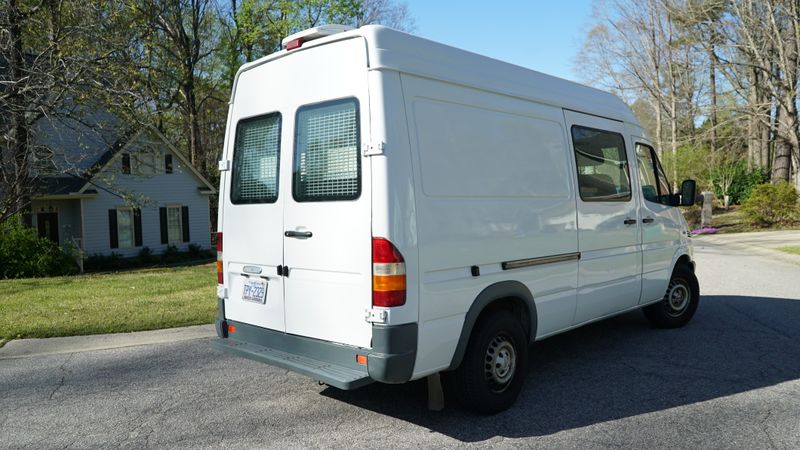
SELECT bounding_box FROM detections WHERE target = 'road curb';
[0,324,216,360]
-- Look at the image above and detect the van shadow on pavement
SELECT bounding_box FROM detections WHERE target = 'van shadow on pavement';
[321,295,800,442]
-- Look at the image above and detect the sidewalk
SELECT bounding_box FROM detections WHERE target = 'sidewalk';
[0,324,215,360]
[693,230,800,265]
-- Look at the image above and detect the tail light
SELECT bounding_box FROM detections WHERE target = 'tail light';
[372,238,406,307]
[216,232,223,284]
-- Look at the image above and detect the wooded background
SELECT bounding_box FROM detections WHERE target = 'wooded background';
[4,0,800,224]
[577,0,800,203]
[0,0,413,223]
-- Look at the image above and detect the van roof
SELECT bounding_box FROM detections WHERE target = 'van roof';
[234,25,639,125]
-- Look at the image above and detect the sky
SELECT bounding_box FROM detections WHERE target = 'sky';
[402,0,594,82]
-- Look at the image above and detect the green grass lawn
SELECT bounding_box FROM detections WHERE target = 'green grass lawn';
[0,263,216,342]
[779,246,800,256]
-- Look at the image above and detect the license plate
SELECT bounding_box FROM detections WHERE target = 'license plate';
[241,277,267,304]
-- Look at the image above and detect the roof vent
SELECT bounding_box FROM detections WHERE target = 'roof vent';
[282,24,354,50]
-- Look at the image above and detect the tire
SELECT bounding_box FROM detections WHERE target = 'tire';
[643,264,700,328]
[450,309,528,414]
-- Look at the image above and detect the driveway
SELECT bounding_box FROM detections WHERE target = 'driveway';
[2,238,799,448]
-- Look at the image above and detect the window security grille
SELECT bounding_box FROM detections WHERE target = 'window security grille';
[294,99,359,201]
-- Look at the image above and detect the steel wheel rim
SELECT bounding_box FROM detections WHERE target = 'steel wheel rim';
[484,334,516,393]
[664,278,690,317]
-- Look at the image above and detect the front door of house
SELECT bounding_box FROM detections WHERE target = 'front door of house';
[37,213,59,244]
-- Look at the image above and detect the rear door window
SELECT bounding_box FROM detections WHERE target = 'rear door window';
[231,113,282,204]
[293,98,360,202]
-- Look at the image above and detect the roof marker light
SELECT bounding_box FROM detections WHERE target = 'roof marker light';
[285,38,303,51]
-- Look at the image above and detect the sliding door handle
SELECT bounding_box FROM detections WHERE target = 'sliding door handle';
[623,218,637,225]
[285,230,313,238]
[642,217,655,224]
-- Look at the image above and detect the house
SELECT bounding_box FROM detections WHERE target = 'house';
[30,106,216,258]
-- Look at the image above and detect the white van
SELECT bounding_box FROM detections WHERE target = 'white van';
[211,25,699,414]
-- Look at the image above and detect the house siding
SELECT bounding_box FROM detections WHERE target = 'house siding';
[81,133,212,258]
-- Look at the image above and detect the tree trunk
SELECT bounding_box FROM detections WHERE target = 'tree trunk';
[7,0,32,218]
[709,43,718,153]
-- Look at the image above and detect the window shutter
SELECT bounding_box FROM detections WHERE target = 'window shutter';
[133,208,143,247]
[108,210,119,249]
[181,206,190,242]
[159,207,168,244]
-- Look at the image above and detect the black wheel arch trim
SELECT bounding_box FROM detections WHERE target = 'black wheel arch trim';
[447,280,537,371]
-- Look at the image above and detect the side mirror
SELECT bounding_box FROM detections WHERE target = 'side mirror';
[678,179,696,206]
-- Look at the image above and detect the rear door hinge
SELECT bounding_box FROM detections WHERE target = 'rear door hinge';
[361,141,385,156]
[365,308,389,324]
[218,160,231,171]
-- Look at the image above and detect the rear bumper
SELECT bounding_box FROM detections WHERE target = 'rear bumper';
[212,300,417,389]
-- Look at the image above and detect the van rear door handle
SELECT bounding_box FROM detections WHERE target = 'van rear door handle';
[285,230,313,238]
[623,218,637,225]
[642,217,655,224]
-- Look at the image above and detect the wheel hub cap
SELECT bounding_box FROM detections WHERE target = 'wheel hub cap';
[484,335,516,392]
[665,279,690,316]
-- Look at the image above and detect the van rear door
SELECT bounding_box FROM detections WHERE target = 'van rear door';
[283,96,372,348]
[222,37,372,349]
[281,37,373,349]
[222,111,286,333]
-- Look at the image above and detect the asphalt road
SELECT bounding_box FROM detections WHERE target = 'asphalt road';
[2,240,800,449]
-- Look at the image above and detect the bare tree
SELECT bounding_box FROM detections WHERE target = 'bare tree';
[0,0,108,223]
[357,0,415,31]
[577,0,704,176]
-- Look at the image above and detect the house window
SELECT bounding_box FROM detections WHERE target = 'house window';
[135,152,156,176]
[167,206,182,244]
[121,153,131,174]
[165,154,173,174]
[160,205,189,244]
[117,209,135,248]
[109,208,142,249]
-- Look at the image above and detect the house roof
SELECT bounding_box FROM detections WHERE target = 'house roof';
[31,104,215,197]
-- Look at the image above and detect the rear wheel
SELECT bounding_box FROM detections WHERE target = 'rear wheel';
[450,309,528,414]
[643,264,699,328]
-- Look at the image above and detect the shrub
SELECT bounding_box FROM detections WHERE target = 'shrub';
[731,167,770,204]
[0,217,78,278]
[711,160,770,205]
[188,243,202,257]
[138,246,154,262]
[85,251,123,271]
[740,182,799,227]
[162,244,180,263]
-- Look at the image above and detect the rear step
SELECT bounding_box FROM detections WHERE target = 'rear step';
[209,321,372,390]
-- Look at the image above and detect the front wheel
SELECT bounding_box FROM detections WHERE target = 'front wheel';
[450,310,528,414]
[643,264,700,328]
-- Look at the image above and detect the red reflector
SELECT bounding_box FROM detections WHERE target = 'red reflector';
[228,324,236,333]
[285,38,303,50]
[373,290,405,307]
[356,354,367,365]
[216,232,223,252]
[372,238,404,263]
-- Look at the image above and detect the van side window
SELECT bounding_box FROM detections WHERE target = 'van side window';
[293,98,360,202]
[571,126,631,202]
[231,113,281,204]
[636,143,672,204]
